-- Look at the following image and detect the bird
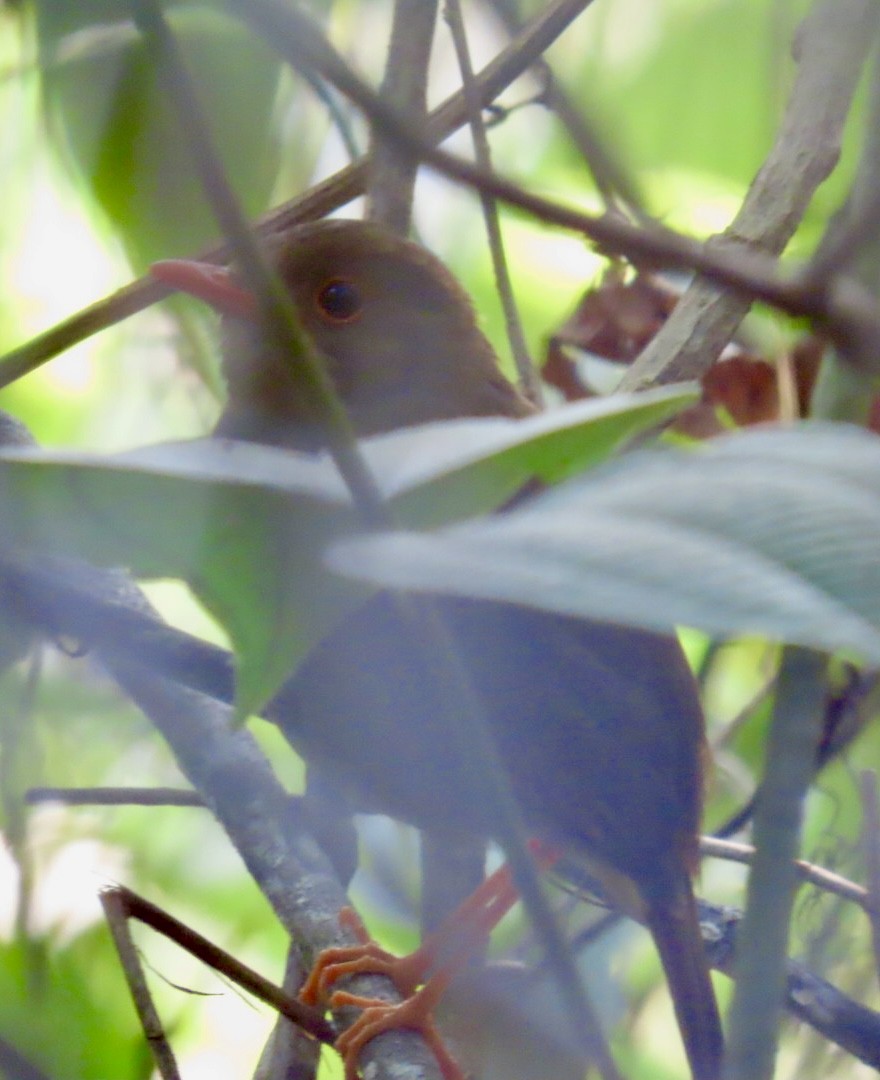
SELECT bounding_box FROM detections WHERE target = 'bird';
[152,218,724,1080]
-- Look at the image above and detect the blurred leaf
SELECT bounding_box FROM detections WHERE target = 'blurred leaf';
[36,1,281,268]
[330,423,880,664]
[0,931,153,1080]
[569,0,806,190]
[0,387,693,713]
[0,438,358,716]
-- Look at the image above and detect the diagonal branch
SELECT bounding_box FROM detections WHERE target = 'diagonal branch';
[619,0,880,391]
[0,0,593,389]
[366,0,439,233]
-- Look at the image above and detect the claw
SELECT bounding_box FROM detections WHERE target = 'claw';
[300,848,561,1080]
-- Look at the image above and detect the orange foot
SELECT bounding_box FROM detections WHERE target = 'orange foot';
[304,845,561,1080]
[301,907,460,1080]
[332,976,460,1080]
[300,907,427,1006]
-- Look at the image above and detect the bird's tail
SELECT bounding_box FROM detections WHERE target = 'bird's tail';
[645,879,724,1080]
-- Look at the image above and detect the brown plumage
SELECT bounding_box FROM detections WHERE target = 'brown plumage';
[153,218,723,1080]
[212,220,534,447]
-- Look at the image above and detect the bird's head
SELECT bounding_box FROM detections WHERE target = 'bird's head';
[153,219,533,448]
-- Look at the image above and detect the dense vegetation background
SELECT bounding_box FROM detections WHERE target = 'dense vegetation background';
[0,2,879,1079]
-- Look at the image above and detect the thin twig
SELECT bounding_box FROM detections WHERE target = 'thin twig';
[101,888,183,1080]
[301,68,362,164]
[858,771,880,984]
[701,836,870,910]
[806,27,880,425]
[806,42,880,284]
[102,886,337,1043]
[367,0,438,233]
[26,786,204,807]
[709,671,778,753]
[484,0,647,217]
[716,666,880,840]
[444,0,543,406]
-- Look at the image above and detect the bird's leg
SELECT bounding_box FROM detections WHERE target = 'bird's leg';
[301,842,560,1080]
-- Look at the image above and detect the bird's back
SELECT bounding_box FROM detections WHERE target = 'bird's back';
[279,590,705,895]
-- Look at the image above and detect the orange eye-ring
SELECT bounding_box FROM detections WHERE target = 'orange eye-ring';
[315,278,363,323]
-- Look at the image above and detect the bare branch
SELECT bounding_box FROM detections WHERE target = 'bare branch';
[444,0,542,405]
[108,661,445,1080]
[806,29,880,289]
[367,0,438,233]
[619,0,880,391]
[234,0,880,367]
[698,899,880,1070]
[26,786,203,807]
[102,886,336,1043]
[700,837,870,910]
[858,770,880,984]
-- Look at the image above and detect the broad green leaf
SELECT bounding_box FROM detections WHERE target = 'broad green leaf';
[367,384,697,525]
[0,387,693,712]
[329,423,880,664]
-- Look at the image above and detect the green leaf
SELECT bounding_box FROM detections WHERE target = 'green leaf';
[370,384,698,525]
[0,439,358,716]
[0,386,694,712]
[329,423,880,663]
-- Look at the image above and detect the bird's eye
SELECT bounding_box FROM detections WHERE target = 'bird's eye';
[315,279,363,323]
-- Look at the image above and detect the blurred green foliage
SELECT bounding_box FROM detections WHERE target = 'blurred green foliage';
[0,1,876,1078]
[36,0,283,269]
